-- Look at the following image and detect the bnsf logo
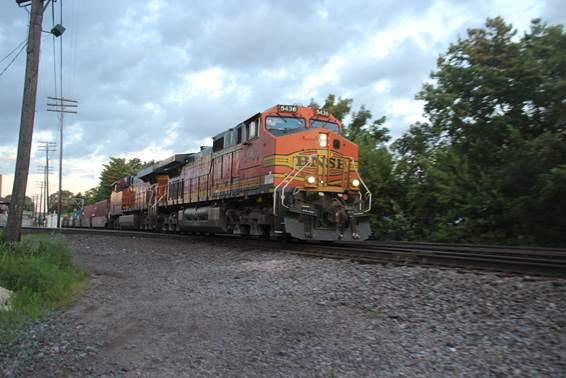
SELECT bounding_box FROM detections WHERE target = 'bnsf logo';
[295,155,345,169]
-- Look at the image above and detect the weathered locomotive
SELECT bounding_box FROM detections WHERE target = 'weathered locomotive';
[73,105,372,241]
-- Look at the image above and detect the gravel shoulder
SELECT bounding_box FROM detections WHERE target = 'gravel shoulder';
[1,234,565,377]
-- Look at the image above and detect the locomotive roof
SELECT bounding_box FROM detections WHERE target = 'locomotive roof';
[137,153,193,181]
[212,112,261,141]
[133,104,341,183]
[211,105,340,141]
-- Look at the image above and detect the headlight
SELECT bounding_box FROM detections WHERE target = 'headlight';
[306,176,316,185]
[319,133,328,147]
[352,178,360,187]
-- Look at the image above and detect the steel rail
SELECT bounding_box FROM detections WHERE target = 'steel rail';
[366,240,565,251]
[325,242,566,260]
[11,227,566,277]
[295,243,566,277]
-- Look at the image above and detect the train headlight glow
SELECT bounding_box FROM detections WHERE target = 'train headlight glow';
[319,134,328,147]
[306,176,316,185]
[352,178,360,187]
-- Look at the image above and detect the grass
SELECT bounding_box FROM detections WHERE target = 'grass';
[0,232,87,342]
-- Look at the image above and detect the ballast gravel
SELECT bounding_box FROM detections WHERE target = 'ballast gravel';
[1,234,565,377]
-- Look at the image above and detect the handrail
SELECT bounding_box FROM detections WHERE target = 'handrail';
[272,155,317,215]
[280,157,316,209]
[149,187,167,216]
[349,158,372,213]
[273,166,298,215]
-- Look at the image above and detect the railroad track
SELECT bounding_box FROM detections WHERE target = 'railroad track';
[292,241,566,277]
[15,227,566,277]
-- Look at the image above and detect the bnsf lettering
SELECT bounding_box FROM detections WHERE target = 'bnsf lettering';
[295,155,344,169]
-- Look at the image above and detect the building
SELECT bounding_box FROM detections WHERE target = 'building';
[0,174,8,226]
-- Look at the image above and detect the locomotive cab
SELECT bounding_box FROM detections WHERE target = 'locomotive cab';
[258,105,371,241]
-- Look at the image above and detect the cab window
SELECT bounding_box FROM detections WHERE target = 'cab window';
[236,126,242,144]
[246,120,258,139]
[266,116,306,136]
[310,119,340,134]
[212,137,224,152]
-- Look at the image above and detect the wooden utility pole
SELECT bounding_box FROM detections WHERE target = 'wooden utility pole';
[5,0,45,241]
[47,97,78,228]
[37,180,44,225]
[38,141,56,216]
[58,110,63,227]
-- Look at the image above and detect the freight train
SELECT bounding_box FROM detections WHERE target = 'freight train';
[67,105,372,241]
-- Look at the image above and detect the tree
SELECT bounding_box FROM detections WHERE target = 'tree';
[80,187,98,205]
[94,157,154,201]
[48,190,76,213]
[310,94,353,123]
[4,195,34,212]
[394,17,566,245]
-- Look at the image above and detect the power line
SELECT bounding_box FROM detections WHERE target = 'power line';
[38,141,57,216]
[0,40,28,79]
[51,0,58,100]
[68,0,78,98]
[47,95,78,228]
[59,0,63,100]
[5,0,46,240]
[0,39,27,65]
[58,0,65,228]
[0,1,51,78]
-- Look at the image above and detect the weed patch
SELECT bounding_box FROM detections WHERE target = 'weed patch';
[0,233,87,342]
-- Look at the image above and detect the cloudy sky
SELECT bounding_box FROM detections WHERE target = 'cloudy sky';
[0,0,564,198]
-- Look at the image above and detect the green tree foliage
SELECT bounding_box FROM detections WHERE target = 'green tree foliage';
[80,187,98,205]
[94,157,154,201]
[310,94,353,123]
[393,17,566,245]
[3,196,34,212]
[48,190,76,213]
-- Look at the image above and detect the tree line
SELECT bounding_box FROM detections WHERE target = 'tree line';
[316,17,565,246]
[69,17,564,246]
[20,158,155,215]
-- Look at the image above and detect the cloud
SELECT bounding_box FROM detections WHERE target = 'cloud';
[0,0,563,195]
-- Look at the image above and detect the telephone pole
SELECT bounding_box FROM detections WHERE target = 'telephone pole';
[31,194,36,224]
[36,180,44,225]
[47,97,77,228]
[5,0,45,241]
[35,164,53,223]
[37,141,56,215]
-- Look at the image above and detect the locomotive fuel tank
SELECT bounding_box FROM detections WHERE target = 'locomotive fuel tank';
[118,214,142,229]
[177,206,228,233]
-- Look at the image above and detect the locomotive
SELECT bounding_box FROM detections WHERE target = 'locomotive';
[72,105,372,241]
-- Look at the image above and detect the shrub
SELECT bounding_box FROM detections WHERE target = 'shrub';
[0,234,87,341]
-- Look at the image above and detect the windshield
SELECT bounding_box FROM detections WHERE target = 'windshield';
[266,116,306,136]
[310,119,340,133]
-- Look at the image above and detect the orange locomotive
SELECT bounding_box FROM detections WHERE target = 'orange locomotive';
[106,104,371,241]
